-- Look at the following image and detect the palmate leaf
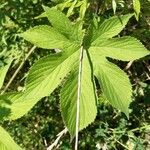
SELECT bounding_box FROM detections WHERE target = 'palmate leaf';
[90,36,150,61]
[60,51,97,136]
[0,126,22,150]
[0,7,149,140]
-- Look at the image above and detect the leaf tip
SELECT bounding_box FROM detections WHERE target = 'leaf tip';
[124,110,129,120]
[42,4,47,10]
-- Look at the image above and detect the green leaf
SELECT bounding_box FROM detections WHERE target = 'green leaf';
[24,44,80,100]
[12,10,150,136]
[0,126,22,150]
[43,6,76,41]
[0,60,12,90]
[0,43,80,121]
[90,36,150,61]
[0,92,38,120]
[90,56,132,117]
[60,51,97,136]
[57,0,72,11]
[67,0,77,17]
[21,25,71,49]
[133,0,141,21]
[91,14,133,43]
[79,0,88,19]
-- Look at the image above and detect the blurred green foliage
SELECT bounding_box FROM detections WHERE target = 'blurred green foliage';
[0,0,150,149]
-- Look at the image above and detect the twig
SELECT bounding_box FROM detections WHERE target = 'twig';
[1,46,36,94]
[47,128,68,150]
[75,46,84,150]
[115,139,129,150]
[124,61,134,71]
[130,124,150,132]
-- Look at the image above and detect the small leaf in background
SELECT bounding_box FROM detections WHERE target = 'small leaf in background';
[0,126,22,150]
[79,0,88,19]
[56,0,72,11]
[133,0,141,21]
[67,0,77,17]
[118,0,125,8]
[112,0,117,14]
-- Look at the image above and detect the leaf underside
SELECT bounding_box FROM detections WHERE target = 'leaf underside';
[93,58,132,117]
[90,36,150,61]
[0,7,149,138]
[20,25,72,50]
[60,51,97,136]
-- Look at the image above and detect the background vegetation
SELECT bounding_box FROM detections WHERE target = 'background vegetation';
[0,0,150,149]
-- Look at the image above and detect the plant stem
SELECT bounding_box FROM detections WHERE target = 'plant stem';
[1,46,36,94]
[115,139,129,150]
[47,128,68,150]
[124,61,134,70]
[130,124,150,132]
[75,46,84,150]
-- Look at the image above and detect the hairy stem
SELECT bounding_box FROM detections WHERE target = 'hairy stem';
[75,46,84,150]
[1,46,36,94]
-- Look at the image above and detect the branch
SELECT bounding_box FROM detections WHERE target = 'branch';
[115,139,129,150]
[47,128,68,150]
[1,46,36,94]
[124,61,134,71]
[75,46,84,150]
